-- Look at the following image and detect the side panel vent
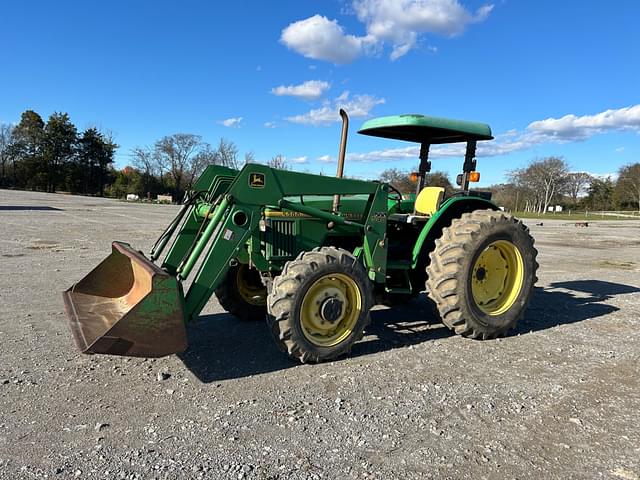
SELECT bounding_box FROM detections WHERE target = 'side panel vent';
[265,220,296,258]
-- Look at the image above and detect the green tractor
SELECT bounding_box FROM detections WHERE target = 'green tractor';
[63,110,538,363]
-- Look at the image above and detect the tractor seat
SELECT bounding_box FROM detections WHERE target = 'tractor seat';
[415,187,445,215]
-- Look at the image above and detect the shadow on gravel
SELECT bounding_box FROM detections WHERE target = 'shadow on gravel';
[514,280,639,335]
[0,205,62,211]
[179,280,638,382]
[351,298,453,358]
[178,313,294,383]
[179,298,451,383]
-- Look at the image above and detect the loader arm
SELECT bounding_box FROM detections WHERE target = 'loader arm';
[177,163,390,322]
[62,163,389,357]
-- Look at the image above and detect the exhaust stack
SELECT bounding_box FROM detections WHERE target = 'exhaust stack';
[332,109,349,213]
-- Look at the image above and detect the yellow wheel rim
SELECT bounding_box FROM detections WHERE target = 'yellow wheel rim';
[236,264,267,307]
[471,240,524,316]
[300,273,362,347]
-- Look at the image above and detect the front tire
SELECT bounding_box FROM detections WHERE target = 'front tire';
[214,263,267,321]
[426,209,538,339]
[267,247,374,363]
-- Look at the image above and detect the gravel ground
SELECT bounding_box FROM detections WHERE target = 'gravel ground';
[1,189,639,480]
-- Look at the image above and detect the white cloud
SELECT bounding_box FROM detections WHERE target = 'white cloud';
[347,145,419,162]
[290,156,309,164]
[280,1,492,63]
[280,15,370,64]
[355,0,493,60]
[318,154,334,163]
[587,172,619,181]
[287,91,385,126]
[615,146,625,153]
[527,104,640,141]
[264,121,276,129]
[317,104,640,162]
[219,117,243,128]
[271,80,331,100]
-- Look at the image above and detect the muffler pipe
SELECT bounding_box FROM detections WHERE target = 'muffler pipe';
[332,109,349,213]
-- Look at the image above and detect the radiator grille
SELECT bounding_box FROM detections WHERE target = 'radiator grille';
[265,220,296,258]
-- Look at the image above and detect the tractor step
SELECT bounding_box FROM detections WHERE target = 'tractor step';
[384,287,412,294]
[386,260,412,270]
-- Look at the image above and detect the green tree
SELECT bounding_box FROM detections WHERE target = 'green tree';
[43,112,77,192]
[11,110,45,190]
[76,128,117,195]
[586,177,615,211]
[614,163,640,212]
[105,167,143,198]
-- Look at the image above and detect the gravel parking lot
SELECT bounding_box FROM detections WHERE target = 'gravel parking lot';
[1,189,639,480]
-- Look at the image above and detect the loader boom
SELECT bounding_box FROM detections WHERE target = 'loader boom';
[158,164,390,322]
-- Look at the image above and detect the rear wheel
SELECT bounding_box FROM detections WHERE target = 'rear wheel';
[426,209,538,338]
[267,247,373,363]
[214,263,267,321]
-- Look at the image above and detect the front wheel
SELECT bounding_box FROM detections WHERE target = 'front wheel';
[426,210,538,339]
[214,263,267,321]
[267,247,374,363]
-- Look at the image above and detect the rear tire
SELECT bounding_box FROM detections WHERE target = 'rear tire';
[267,247,373,363]
[426,209,538,339]
[214,263,267,321]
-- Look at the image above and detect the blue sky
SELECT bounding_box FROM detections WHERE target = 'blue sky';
[1,0,639,185]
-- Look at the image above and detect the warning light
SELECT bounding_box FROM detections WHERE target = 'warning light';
[469,171,481,182]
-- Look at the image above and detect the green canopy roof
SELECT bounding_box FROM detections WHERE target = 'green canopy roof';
[358,114,493,144]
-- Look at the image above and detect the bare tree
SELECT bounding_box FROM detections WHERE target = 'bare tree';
[509,157,570,214]
[0,123,14,186]
[244,151,256,165]
[131,146,157,176]
[566,172,592,205]
[380,167,415,193]
[131,146,161,196]
[213,138,239,169]
[154,134,204,199]
[268,154,288,170]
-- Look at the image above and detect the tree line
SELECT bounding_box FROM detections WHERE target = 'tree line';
[496,157,640,213]
[0,109,270,201]
[0,110,117,195]
[118,135,254,200]
[379,157,640,214]
[3,110,638,211]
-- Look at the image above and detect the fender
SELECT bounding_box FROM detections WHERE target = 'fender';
[411,196,499,268]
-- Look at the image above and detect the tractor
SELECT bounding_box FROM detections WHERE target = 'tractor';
[63,110,538,363]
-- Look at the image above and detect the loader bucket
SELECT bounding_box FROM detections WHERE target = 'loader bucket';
[62,241,187,357]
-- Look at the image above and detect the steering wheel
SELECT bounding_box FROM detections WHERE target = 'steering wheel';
[387,184,403,201]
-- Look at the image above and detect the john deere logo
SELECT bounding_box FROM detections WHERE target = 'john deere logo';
[249,173,265,188]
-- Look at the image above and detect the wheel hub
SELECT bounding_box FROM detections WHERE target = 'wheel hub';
[475,266,487,281]
[320,297,344,323]
[471,240,524,316]
[300,274,362,347]
[236,264,267,306]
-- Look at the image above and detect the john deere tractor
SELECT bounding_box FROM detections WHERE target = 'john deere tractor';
[63,110,538,363]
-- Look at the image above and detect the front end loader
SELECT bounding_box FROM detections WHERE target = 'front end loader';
[63,110,538,363]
